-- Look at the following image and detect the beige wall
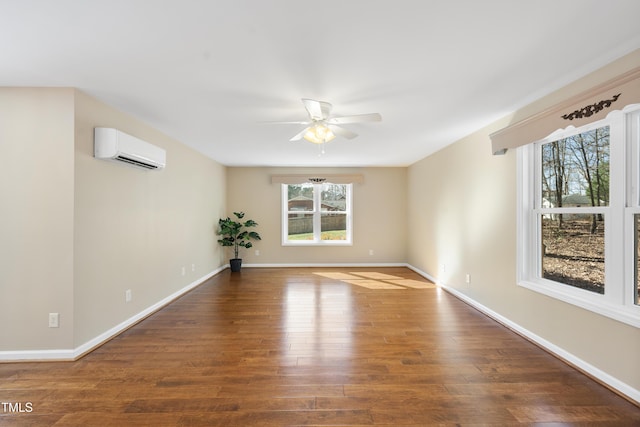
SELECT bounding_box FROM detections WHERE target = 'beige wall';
[73,90,227,347]
[407,53,640,392]
[226,167,407,265]
[0,88,76,350]
[0,88,226,352]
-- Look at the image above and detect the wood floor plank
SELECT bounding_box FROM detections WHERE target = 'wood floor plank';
[0,267,638,426]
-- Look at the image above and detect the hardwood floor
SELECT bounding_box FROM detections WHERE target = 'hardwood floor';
[1,267,638,426]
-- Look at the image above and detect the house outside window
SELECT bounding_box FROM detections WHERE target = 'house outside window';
[517,105,640,327]
[282,182,352,245]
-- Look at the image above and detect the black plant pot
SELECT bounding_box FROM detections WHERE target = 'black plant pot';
[230,258,242,272]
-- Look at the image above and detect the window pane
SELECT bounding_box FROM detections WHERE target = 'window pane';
[287,213,314,240]
[636,214,640,305]
[321,213,347,241]
[541,214,604,294]
[541,126,610,208]
[287,184,314,212]
[321,183,347,212]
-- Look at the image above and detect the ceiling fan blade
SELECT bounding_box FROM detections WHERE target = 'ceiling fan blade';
[263,120,310,125]
[290,127,310,141]
[302,98,332,121]
[326,112,382,125]
[327,124,358,140]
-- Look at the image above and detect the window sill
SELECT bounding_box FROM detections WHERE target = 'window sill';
[282,241,353,247]
[518,279,640,328]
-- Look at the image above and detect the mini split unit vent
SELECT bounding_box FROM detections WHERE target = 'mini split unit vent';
[94,127,166,170]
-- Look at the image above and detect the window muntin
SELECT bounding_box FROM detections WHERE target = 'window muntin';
[283,183,352,245]
[518,105,640,327]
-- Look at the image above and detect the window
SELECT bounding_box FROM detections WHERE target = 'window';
[518,105,640,327]
[282,182,352,245]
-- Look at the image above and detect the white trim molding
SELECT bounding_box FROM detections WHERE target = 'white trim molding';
[244,262,407,268]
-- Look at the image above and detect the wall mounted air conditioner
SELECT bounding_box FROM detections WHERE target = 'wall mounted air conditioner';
[94,127,166,170]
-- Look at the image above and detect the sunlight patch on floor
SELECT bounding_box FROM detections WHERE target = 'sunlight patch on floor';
[313,271,434,290]
[386,279,436,289]
[341,279,405,289]
[314,272,362,280]
[351,272,402,280]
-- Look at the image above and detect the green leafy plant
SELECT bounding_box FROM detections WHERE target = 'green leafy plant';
[217,212,261,260]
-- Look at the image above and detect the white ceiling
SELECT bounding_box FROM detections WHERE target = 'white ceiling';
[2,1,640,167]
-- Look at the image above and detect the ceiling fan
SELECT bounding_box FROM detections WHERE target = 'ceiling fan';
[279,98,382,145]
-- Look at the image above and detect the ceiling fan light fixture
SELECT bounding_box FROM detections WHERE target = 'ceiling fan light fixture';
[303,123,335,144]
[280,99,380,146]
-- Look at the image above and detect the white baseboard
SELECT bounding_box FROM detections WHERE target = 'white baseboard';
[406,264,438,284]
[0,348,77,362]
[407,264,640,405]
[0,266,226,362]
[243,262,408,268]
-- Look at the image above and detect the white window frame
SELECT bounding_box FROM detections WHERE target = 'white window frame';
[517,105,640,328]
[281,182,353,246]
[625,109,640,309]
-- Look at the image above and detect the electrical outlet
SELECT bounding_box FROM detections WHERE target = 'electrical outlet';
[48,313,59,328]
[125,289,132,302]
[181,266,186,276]
[192,263,195,272]
[255,249,260,256]
[369,249,374,256]
[465,274,471,284]
[441,264,446,273]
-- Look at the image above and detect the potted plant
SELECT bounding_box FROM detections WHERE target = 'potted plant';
[217,212,261,272]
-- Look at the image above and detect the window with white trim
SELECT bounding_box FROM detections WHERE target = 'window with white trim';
[282,182,352,245]
[518,105,640,327]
